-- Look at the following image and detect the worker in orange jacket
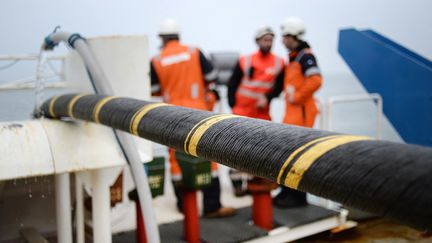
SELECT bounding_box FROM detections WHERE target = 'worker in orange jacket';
[228,26,285,120]
[258,17,322,208]
[228,26,285,196]
[151,19,235,218]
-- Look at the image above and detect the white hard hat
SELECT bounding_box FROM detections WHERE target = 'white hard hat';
[158,18,181,36]
[281,17,306,39]
[255,26,274,40]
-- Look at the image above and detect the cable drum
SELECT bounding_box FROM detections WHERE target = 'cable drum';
[40,93,432,231]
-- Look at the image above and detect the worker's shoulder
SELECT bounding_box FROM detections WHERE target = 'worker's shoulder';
[299,48,317,58]
[184,44,202,53]
[297,51,318,66]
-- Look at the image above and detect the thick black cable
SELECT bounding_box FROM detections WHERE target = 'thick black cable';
[40,94,432,231]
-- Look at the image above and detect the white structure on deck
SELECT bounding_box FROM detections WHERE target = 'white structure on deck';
[0,35,387,243]
[0,35,153,243]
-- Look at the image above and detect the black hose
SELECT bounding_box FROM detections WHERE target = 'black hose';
[40,93,432,231]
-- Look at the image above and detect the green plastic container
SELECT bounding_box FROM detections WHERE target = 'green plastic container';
[145,157,165,198]
[175,151,212,189]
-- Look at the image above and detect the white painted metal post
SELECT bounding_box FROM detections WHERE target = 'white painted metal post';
[315,98,324,130]
[326,93,383,139]
[55,173,73,243]
[376,96,383,140]
[75,174,85,243]
[44,32,161,243]
[91,169,112,243]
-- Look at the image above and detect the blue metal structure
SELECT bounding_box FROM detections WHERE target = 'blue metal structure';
[338,28,432,146]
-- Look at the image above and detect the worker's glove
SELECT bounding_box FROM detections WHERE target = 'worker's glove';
[256,94,268,109]
[286,85,295,103]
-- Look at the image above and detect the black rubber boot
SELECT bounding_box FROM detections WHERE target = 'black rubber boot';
[273,186,307,208]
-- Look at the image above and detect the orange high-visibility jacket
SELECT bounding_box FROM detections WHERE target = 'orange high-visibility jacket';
[232,52,284,120]
[152,41,217,177]
[152,40,208,110]
[283,48,322,127]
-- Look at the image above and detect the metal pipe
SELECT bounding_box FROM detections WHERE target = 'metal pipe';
[55,173,73,243]
[0,54,65,61]
[0,81,67,90]
[115,131,159,241]
[43,31,160,243]
[91,169,112,243]
[75,174,85,243]
[376,95,383,140]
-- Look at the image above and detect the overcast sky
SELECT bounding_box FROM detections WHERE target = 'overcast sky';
[1,0,431,74]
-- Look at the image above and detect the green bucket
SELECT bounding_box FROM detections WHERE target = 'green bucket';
[175,151,212,190]
[145,157,165,198]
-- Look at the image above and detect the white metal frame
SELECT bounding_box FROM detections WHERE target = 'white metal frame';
[309,93,384,212]
[325,93,383,139]
[1,38,157,242]
[315,98,325,130]
[245,209,348,243]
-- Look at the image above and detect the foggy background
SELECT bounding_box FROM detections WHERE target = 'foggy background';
[1,0,431,75]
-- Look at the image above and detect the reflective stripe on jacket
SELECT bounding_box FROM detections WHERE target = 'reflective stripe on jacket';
[232,52,284,120]
[152,40,208,110]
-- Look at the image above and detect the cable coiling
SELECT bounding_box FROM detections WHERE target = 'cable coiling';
[40,93,432,231]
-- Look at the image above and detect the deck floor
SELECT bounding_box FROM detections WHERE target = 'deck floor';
[113,205,339,243]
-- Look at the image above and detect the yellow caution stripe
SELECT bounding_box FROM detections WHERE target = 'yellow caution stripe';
[283,135,371,189]
[183,114,225,154]
[92,96,118,123]
[48,96,59,118]
[129,103,169,136]
[276,135,340,184]
[184,114,238,156]
[67,94,89,119]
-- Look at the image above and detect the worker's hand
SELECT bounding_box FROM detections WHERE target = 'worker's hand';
[256,95,268,109]
[286,85,295,103]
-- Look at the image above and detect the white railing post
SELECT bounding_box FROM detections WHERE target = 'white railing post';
[55,173,73,243]
[326,93,383,139]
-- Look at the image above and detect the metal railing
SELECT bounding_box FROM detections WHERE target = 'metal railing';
[324,93,383,139]
[0,54,67,90]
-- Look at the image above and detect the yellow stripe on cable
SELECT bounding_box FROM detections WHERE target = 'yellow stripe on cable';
[129,103,169,135]
[187,114,238,156]
[183,114,225,154]
[284,135,371,189]
[276,135,340,184]
[48,96,59,118]
[92,96,118,123]
[67,94,89,119]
